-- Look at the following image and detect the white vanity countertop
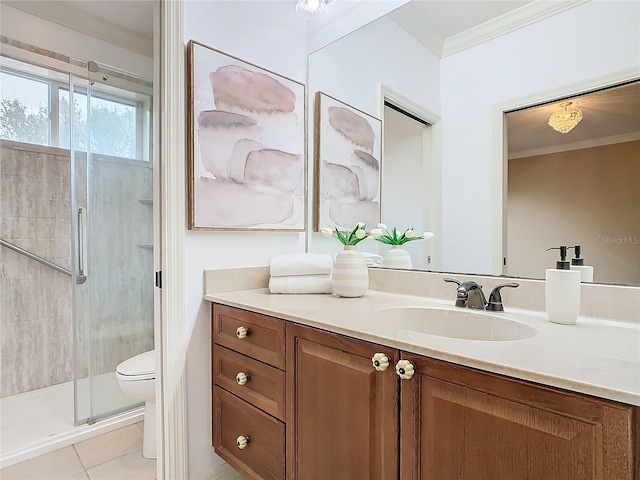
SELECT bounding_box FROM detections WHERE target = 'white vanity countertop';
[204,288,640,406]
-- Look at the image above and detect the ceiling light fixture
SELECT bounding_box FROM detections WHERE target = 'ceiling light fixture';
[548,101,583,134]
[296,0,327,20]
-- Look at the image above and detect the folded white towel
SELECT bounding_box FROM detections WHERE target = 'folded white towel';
[269,274,332,294]
[270,253,333,277]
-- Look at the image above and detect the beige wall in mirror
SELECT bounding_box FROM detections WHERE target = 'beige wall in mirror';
[306,0,640,286]
[506,82,640,285]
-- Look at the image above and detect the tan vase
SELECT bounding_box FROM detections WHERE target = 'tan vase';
[332,245,369,297]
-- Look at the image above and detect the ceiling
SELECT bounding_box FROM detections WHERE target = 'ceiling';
[389,0,533,57]
[6,0,638,155]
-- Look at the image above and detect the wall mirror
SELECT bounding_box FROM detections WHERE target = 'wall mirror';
[306,1,640,286]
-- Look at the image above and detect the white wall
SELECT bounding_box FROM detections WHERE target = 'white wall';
[306,0,408,54]
[183,1,307,476]
[440,0,640,275]
[307,14,440,259]
[0,4,152,79]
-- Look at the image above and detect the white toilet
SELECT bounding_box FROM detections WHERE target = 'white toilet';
[116,350,156,459]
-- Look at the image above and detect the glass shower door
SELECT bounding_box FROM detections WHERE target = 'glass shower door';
[72,63,154,424]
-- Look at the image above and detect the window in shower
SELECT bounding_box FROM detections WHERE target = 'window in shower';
[0,58,151,161]
[0,69,51,146]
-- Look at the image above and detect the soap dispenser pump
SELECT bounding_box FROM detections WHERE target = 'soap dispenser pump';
[545,246,581,325]
[570,245,594,283]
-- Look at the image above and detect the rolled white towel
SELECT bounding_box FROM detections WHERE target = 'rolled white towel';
[270,253,333,277]
[269,274,332,294]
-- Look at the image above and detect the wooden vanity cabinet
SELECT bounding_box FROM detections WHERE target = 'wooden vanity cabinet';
[212,304,637,480]
[286,323,400,480]
[212,304,286,480]
[400,353,638,480]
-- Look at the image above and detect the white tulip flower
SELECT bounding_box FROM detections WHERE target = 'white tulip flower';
[422,232,435,240]
[370,228,383,238]
[377,223,387,231]
[405,229,416,238]
[320,227,333,238]
[355,228,366,239]
[356,221,365,229]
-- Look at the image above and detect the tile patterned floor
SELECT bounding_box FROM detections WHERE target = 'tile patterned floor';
[0,423,156,480]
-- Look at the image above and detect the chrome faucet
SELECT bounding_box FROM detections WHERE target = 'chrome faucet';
[444,278,519,311]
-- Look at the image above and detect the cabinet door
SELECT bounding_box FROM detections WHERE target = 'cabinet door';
[286,324,399,480]
[400,354,637,480]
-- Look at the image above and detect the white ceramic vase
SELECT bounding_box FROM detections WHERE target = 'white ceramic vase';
[332,245,369,297]
[382,245,413,269]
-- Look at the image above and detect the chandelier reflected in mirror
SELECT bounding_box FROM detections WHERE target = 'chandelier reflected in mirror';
[548,101,583,134]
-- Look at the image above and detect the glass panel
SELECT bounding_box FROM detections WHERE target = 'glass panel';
[84,67,154,421]
[59,89,88,151]
[0,63,77,452]
[0,70,50,145]
[70,73,92,425]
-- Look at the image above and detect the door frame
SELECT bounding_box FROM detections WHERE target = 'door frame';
[156,1,188,478]
[378,84,443,271]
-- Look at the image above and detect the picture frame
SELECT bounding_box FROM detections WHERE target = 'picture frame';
[187,40,306,231]
[313,91,382,231]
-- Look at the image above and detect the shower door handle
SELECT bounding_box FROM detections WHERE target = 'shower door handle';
[77,207,87,284]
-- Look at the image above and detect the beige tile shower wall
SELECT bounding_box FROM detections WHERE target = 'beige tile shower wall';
[0,142,154,396]
[89,155,154,375]
[0,142,74,397]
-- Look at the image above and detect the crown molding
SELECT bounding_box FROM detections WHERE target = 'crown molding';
[509,132,640,159]
[442,0,588,58]
[3,1,152,57]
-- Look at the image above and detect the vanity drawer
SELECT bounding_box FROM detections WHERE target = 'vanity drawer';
[213,304,285,369]
[213,386,285,480]
[213,345,285,420]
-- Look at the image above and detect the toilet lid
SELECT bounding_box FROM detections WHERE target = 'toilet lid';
[117,350,155,377]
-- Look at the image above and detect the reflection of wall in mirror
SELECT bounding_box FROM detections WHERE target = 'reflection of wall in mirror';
[314,92,382,231]
[507,140,640,285]
[383,106,430,270]
[440,0,640,278]
[308,14,440,259]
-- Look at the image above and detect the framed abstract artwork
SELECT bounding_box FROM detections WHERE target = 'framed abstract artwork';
[187,40,306,230]
[314,91,382,231]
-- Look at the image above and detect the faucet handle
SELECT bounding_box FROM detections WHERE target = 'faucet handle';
[443,278,466,307]
[487,282,519,312]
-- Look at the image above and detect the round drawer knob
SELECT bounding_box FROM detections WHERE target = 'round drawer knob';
[235,326,249,339]
[372,353,390,372]
[395,360,415,380]
[236,372,249,386]
[236,435,249,449]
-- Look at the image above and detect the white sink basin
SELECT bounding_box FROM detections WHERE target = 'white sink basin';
[369,307,537,341]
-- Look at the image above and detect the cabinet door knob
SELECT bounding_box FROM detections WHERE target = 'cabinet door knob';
[235,326,249,339]
[372,353,390,371]
[236,435,250,449]
[395,360,415,379]
[235,372,249,385]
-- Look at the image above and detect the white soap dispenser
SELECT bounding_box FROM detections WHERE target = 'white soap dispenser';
[570,245,594,283]
[545,246,581,325]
